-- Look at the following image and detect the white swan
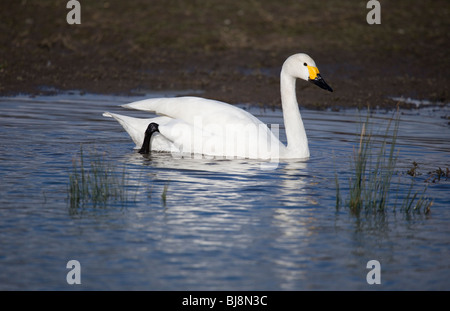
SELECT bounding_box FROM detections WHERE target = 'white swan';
[103,53,332,159]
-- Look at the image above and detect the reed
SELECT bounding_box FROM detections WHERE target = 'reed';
[336,110,432,215]
[161,181,169,206]
[68,146,130,209]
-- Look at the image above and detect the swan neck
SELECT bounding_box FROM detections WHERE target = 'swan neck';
[280,70,309,157]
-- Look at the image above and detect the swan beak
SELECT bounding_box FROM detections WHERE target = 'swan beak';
[309,74,333,92]
[307,65,333,92]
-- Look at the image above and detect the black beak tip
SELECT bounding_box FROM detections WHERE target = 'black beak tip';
[309,76,333,92]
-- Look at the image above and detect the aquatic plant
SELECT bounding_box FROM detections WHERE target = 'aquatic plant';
[68,146,130,209]
[425,167,449,183]
[68,146,173,210]
[336,110,432,215]
[406,162,449,183]
[161,181,170,206]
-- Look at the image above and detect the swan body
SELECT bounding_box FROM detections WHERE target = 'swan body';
[103,53,332,159]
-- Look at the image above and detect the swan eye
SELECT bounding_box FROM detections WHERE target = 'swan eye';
[303,63,307,66]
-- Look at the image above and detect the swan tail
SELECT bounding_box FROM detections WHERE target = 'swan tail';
[103,111,152,148]
[103,111,178,151]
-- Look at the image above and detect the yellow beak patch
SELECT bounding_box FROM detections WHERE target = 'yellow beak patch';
[307,65,320,80]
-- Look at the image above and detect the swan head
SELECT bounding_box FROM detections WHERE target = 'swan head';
[282,53,333,92]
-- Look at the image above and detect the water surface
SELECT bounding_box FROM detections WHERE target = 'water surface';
[0,92,449,290]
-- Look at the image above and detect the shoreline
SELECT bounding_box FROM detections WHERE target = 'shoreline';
[1,1,448,110]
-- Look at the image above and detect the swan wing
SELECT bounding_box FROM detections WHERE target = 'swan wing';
[122,96,264,130]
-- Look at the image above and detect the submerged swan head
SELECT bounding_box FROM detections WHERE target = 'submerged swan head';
[282,53,333,92]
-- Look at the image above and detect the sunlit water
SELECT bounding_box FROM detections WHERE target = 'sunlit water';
[0,92,448,290]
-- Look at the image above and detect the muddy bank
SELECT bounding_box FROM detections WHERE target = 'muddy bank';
[1,0,448,109]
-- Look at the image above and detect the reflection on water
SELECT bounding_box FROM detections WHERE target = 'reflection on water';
[0,92,449,290]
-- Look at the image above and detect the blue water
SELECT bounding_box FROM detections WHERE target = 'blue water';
[0,92,449,290]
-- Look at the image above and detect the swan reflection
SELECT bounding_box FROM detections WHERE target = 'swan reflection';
[117,152,319,288]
